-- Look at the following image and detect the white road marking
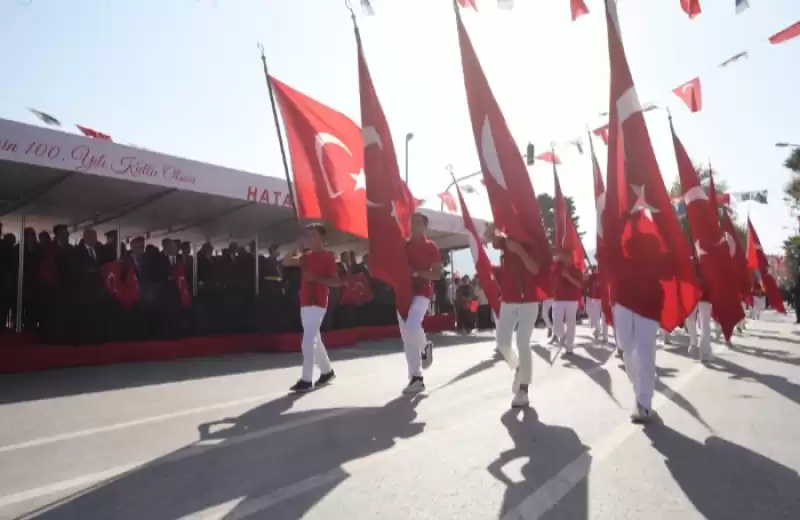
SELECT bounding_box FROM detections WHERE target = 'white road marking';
[503,362,705,520]
[0,344,611,512]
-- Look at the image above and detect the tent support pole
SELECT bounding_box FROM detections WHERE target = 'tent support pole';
[192,243,198,297]
[15,216,25,333]
[254,233,260,298]
[116,219,122,260]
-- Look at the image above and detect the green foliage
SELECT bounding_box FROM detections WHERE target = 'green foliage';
[536,193,582,247]
[783,148,800,210]
[782,234,800,284]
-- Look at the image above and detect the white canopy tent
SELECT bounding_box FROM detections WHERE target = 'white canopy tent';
[0,118,481,249]
[0,118,482,331]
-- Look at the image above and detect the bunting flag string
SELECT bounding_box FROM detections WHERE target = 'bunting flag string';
[681,0,702,20]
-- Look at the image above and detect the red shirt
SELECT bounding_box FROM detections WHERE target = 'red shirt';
[300,249,337,308]
[493,238,540,303]
[554,261,583,301]
[586,272,604,299]
[406,236,440,299]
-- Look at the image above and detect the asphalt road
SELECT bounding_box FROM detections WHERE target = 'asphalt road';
[0,314,799,520]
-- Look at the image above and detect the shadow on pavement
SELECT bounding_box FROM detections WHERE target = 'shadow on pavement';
[22,394,426,520]
[707,356,800,408]
[727,342,800,368]
[560,345,619,407]
[0,334,489,405]
[644,424,800,519]
[488,408,590,519]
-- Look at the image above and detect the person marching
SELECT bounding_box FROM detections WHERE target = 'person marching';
[400,213,442,395]
[485,223,541,409]
[751,276,766,320]
[543,263,557,344]
[585,266,609,344]
[552,248,583,357]
[282,224,340,393]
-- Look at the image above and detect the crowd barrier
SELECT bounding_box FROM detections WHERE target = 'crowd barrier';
[0,313,455,374]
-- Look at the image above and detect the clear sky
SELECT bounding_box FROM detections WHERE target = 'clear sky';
[1,0,799,270]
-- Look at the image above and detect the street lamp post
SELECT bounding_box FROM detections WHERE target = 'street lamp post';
[404,132,415,185]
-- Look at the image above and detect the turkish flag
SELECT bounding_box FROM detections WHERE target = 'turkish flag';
[671,122,743,339]
[536,151,562,165]
[588,135,614,326]
[593,124,609,145]
[457,0,478,10]
[455,185,501,317]
[455,7,552,298]
[673,77,703,113]
[603,0,700,330]
[270,77,367,238]
[747,218,786,313]
[681,0,701,19]
[438,192,458,212]
[714,182,752,304]
[76,125,112,141]
[571,0,589,21]
[339,272,373,305]
[172,261,191,308]
[769,21,800,45]
[553,165,585,272]
[102,260,139,309]
[356,28,415,318]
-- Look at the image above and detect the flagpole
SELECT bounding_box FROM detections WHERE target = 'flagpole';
[553,142,593,269]
[258,42,299,223]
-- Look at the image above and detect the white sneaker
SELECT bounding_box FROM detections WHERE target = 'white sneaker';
[699,349,714,363]
[402,377,425,395]
[511,390,529,409]
[630,402,654,424]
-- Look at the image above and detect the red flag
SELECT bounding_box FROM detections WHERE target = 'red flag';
[455,185,501,316]
[356,26,415,317]
[270,77,367,238]
[747,218,786,313]
[571,0,589,21]
[714,184,751,303]
[553,165,585,272]
[593,124,609,145]
[589,134,614,326]
[339,272,374,305]
[769,21,800,45]
[671,121,743,339]
[455,6,552,298]
[172,261,191,308]
[76,125,112,141]
[681,0,701,19]
[603,0,700,330]
[536,151,562,165]
[457,0,478,10]
[673,77,703,113]
[102,260,139,309]
[438,192,458,212]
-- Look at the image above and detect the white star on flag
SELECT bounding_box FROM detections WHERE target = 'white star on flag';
[351,170,366,191]
[630,184,659,221]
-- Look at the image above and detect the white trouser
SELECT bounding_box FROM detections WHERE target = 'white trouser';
[586,298,609,338]
[697,301,713,355]
[613,304,658,410]
[397,296,429,379]
[685,306,699,347]
[496,302,538,386]
[553,300,579,349]
[542,299,554,329]
[751,296,766,319]
[300,306,332,382]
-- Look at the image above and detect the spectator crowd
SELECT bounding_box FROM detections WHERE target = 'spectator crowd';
[0,223,454,345]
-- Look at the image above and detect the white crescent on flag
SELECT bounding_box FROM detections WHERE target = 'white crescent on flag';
[314,132,349,199]
[480,116,508,190]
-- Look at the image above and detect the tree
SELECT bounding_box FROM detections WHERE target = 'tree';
[536,193,583,248]
[668,163,747,246]
[783,148,800,209]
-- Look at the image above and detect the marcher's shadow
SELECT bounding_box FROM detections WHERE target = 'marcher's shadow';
[28,394,427,520]
[707,356,800,407]
[439,356,502,390]
[727,342,800,368]
[560,350,619,406]
[488,408,589,518]
[644,424,800,519]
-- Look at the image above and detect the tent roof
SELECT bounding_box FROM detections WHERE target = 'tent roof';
[0,118,482,251]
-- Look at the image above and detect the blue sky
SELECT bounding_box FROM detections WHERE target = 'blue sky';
[1,0,799,273]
